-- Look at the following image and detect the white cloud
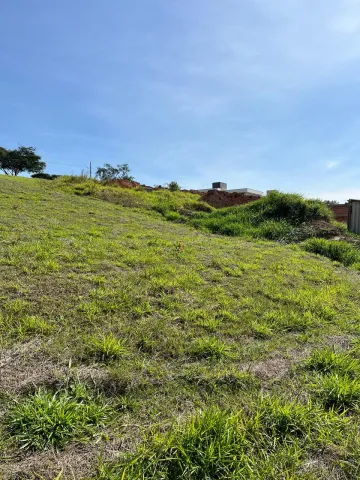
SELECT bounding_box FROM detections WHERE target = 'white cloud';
[326,160,342,169]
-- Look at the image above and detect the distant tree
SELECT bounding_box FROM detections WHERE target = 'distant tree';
[168,181,180,192]
[324,200,340,205]
[0,147,7,159]
[0,146,45,176]
[95,163,134,182]
[32,173,59,180]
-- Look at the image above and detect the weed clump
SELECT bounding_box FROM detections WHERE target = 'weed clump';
[85,333,129,362]
[101,408,247,479]
[303,347,360,378]
[311,373,360,411]
[189,337,232,359]
[8,382,109,451]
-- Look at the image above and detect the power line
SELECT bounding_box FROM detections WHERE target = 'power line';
[45,161,88,169]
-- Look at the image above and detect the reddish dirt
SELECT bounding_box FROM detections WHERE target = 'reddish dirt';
[310,220,345,238]
[200,190,261,209]
[107,179,140,188]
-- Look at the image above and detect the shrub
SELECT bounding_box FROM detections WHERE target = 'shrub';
[8,383,109,451]
[190,192,332,240]
[245,192,332,225]
[254,220,293,240]
[95,163,134,182]
[168,181,180,192]
[32,173,59,180]
[301,238,360,267]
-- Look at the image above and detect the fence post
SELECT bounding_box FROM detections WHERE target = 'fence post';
[348,199,360,234]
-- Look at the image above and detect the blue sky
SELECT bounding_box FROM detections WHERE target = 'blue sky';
[1,0,360,201]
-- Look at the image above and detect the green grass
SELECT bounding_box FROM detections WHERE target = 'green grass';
[55,175,213,216]
[311,373,360,411]
[1,176,360,478]
[98,401,354,479]
[84,333,129,362]
[303,347,360,377]
[189,337,232,359]
[301,238,360,268]
[7,382,110,451]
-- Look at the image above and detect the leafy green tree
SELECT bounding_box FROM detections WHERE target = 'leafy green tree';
[95,163,134,182]
[0,146,45,176]
[168,181,180,192]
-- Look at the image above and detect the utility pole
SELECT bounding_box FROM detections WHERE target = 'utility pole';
[89,161,92,178]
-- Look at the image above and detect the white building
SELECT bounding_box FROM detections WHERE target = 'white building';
[198,182,265,196]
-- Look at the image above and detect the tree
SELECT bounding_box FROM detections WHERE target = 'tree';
[0,146,45,176]
[32,173,60,180]
[168,181,180,192]
[95,163,134,182]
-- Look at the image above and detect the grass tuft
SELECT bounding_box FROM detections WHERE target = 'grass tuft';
[189,337,232,359]
[99,407,246,479]
[7,382,110,451]
[303,347,360,378]
[85,333,129,362]
[311,373,360,411]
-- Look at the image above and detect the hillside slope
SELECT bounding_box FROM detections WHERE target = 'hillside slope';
[1,176,360,479]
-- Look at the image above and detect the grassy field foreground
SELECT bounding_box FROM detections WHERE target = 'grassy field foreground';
[1,176,360,479]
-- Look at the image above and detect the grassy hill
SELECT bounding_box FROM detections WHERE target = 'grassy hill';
[1,176,360,479]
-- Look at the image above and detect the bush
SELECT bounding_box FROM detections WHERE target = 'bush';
[8,382,109,451]
[244,192,332,225]
[254,220,293,240]
[301,238,360,267]
[168,181,180,192]
[32,173,60,180]
[190,192,333,240]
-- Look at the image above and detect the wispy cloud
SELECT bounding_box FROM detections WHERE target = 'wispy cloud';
[326,160,342,169]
